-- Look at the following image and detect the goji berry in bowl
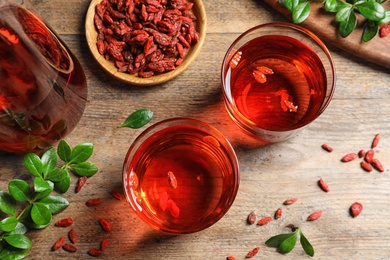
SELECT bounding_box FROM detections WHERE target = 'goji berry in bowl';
[85,0,207,86]
[122,118,240,234]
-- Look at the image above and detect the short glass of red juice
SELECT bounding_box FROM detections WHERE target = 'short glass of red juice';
[122,118,239,234]
[221,22,336,142]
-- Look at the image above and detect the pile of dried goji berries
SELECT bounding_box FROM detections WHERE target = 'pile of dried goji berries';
[94,0,200,78]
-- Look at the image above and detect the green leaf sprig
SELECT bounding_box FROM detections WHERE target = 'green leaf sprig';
[0,140,98,259]
[265,226,314,257]
[279,0,390,42]
[119,108,154,129]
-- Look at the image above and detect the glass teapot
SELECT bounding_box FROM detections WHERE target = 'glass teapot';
[0,0,87,154]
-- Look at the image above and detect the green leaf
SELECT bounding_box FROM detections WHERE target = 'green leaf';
[3,234,33,249]
[39,195,69,214]
[57,140,72,163]
[339,11,357,37]
[278,232,298,254]
[283,0,299,11]
[46,168,68,182]
[19,205,48,230]
[335,6,353,22]
[324,0,350,12]
[33,178,53,200]
[54,173,71,193]
[119,109,154,129]
[8,223,27,235]
[31,202,52,226]
[46,168,69,182]
[41,148,58,178]
[0,191,16,216]
[300,231,315,257]
[70,143,94,164]
[362,21,379,42]
[265,232,296,247]
[357,1,385,21]
[71,162,98,177]
[0,217,19,232]
[33,178,52,193]
[23,153,43,178]
[8,180,31,202]
[292,1,311,23]
[0,247,28,260]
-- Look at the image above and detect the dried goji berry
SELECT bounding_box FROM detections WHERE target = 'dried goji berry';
[360,161,373,172]
[167,199,180,218]
[52,236,65,251]
[68,229,76,244]
[63,243,77,253]
[341,153,358,162]
[307,211,322,221]
[100,238,109,251]
[86,198,103,207]
[88,248,102,257]
[55,218,73,227]
[246,247,260,258]
[247,211,256,225]
[253,69,266,83]
[75,176,87,193]
[110,190,123,201]
[283,198,297,205]
[226,256,238,260]
[371,133,380,149]
[371,158,385,172]
[274,208,282,219]
[257,216,272,226]
[379,24,390,38]
[321,143,333,152]
[364,150,374,163]
[99,218,111,232]
[358,149,365,158]
[167,171,178,189]
[229,51,242,69]
[318,178,330,192]
[350,202,363,218]
[257,66,274,75]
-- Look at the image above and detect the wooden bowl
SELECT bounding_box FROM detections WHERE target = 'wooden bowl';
[85,0,207,86]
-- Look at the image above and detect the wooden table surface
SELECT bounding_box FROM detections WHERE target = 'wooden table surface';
[1,0,390,259]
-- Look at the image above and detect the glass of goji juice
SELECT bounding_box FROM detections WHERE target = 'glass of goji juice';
[221,22,336,142]
[0,0,87,154]
[122,118,239,234]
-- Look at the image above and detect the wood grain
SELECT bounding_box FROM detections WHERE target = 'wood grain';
[263,0,390,69]
[0,0,389,259]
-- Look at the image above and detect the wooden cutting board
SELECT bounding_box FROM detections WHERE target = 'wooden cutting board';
[264,0,390,69]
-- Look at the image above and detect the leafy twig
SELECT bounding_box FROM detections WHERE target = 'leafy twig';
[0,140,98,259]
[265,226,315,257]
[279,0,390,42]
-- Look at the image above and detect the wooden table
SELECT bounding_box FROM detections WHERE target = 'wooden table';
[1,0,390,259]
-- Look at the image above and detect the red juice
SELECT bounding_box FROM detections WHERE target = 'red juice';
[225,35,327,132]
[0,4,87,154]
[123,119,239,234]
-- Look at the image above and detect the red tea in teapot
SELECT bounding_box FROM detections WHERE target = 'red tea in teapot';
[0,3,87,154]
